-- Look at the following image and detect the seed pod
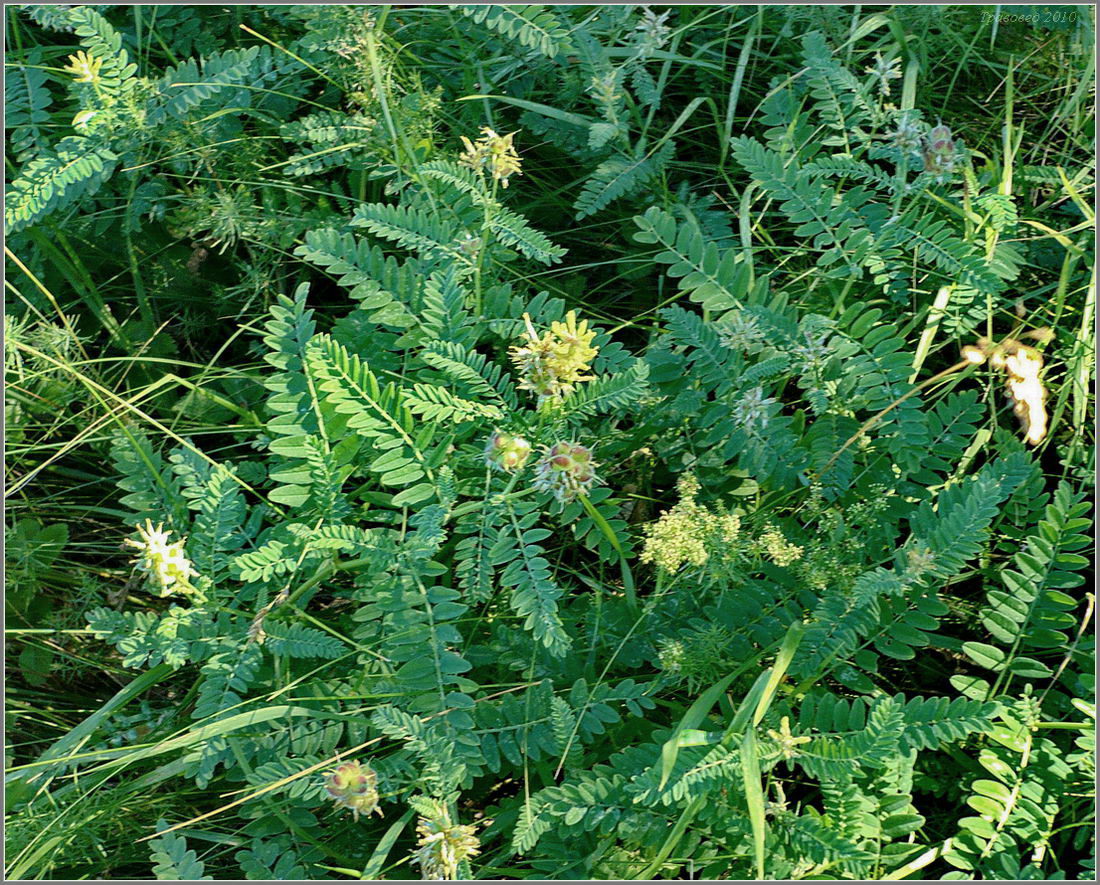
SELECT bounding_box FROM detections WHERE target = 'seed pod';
[532,441,600,503]
[323,760,383,820]
[483,431,532,473]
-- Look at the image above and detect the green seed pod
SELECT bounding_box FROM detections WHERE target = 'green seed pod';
[483,431,533,473]
[323,760,382,820]
[532,441,600,503]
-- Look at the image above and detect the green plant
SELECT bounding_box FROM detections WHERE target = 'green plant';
[5,5,1093,880]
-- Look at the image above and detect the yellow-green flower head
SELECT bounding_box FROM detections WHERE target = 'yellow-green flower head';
[759,524,803,567]
[414,807,480,880]
[639,474,741,574]
[124,520,198,596]
[63,50,105,84]
[459,127,523,187]
[323,760,382,820]
[532,441,599,504]
[767,716,811,760]
[657,638,686,673]
[509,311,599,401]
[484,431,532,473]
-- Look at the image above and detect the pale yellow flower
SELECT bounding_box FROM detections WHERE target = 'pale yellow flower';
[767,716,811,760]
[63,50,104,84]
[962,337,1048,445]
[509,311,598,401]
[124,520,198,596]
[640,473,741,574]
[961,344,986,365]
[1003,345,1047,445]
[759,525,803,567]
[459,127,523,187]
[414,806,480,880]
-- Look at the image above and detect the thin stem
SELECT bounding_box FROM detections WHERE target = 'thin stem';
[817,359,973,478]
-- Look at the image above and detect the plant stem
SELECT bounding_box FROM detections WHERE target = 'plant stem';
[817,358,973,478]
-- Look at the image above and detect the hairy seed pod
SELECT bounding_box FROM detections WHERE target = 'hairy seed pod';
[483,431,533,473]
[323,760,383,820]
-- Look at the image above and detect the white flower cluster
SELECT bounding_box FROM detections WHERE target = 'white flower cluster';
[124,519,198,596]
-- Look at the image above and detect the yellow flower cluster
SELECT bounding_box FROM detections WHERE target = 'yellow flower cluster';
[639,474,741,575]
[963,337,1048,445]
[509,311,599,401]
[414,806,481,880]
[459,127,523,188]
[759,524,803,567]
[63,50,105,84]
[124,520,198,596]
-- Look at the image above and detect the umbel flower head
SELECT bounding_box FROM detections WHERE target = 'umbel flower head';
[124,520,198,596]
[459,127,523,188]
[414,805,481,880]
[639,473,741,574]
[532,441,599,504]
[483,431,532,473]
[657,638,686,673]
[323,760,383,820]
[509,311,599,401]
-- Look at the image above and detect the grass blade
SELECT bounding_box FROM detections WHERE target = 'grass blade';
[360,809,414,879]
[740,729,766,880]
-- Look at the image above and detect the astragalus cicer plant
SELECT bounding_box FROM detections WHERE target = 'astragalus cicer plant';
[7,6,1092,881]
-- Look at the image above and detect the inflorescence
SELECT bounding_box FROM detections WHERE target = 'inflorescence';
[124,519,198,597]
[509,311,599,402]
[640,473,741,574]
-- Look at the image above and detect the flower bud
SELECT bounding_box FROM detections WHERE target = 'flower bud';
[922,122,962,179]
[889,117,923,153]
[927,124,954,151]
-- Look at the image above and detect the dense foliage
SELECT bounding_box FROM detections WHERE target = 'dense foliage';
[5,4,1095,880]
